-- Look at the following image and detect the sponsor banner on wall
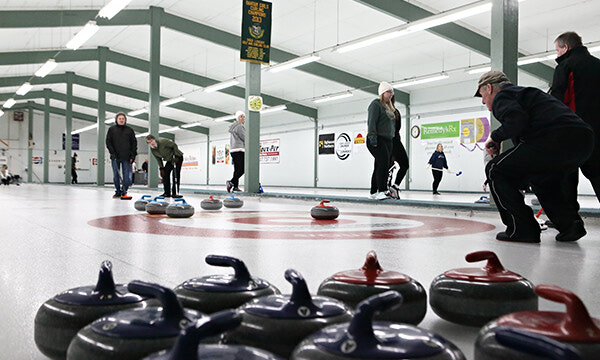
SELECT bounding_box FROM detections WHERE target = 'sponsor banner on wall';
[260,138,280,164]
[62,133,80,150]
[421,121,460,140]
[212,145,230,165]
[33,156,43,165]
[318,133,335,155]
[182,154,200,170]
[335,132,352,160]
[353,132,366,153]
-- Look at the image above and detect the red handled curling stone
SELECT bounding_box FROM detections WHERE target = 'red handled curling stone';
[201,195,223,210]
[317,250,426,325]
[34,261,151,360]
[475,285,600,360]
[222,269,353,359]
[143,310,284,360]
[477,327,583,360]
[166,198,195,218]
[311,200,339,220]
[135,195,152,211]
[146,196,169,215]
[429,250,537,326]
[223,194,244,208]
[174,255,280,313]
[66,280,207,360]
[291,291,466,360]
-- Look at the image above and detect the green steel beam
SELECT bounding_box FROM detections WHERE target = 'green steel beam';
[353,0,554,83]
[27,104,33,182]
[148,6,162,189]
[0,9,148,28]
[65,72,73,184]
[0,49,97,66]
[97,47,107,186]
[43,89,50,183]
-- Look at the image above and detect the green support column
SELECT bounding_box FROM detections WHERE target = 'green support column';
[313,118,318,188]
[43,89,50,183]
[65,71,73,184]
[206,134,210,185]
[27,104,33,183]
[244,62,261,193]
[404,101,411,190]
[148,6,163,189]
[97,47,107,186]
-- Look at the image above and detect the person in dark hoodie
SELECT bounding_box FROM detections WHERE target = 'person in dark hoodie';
[550,31,600,210]
[227,111,245,193]
[106,112,137,198]
[477,70,593,243]
[427,143,448,195]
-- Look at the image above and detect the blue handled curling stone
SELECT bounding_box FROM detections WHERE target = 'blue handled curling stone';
[201,195,223,210]
[318,250,427,325]
[222,269,353,358]
[429,250,538,326]
[135,195,152,211]
[146,196,169,215]
[311,200,339,220]
[475,285,599,360]
[143,310,284,360]
[291,291,466,360]
[166,198,195,218]
[66,280,207,360]
[34,261,152,359]
[223,194,244,208]
[174,255,280,313]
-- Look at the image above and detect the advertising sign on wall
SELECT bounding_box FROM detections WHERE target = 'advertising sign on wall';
[353,132,366,153]
[260,138,280,164]
[335,133,352,160]
[318,133,335,155]
[62,133,80,150]
[421,121,460,140]
[33,156,43,165]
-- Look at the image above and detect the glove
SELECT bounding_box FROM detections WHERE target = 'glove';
[159,167,165,178]
[369,137,378,147]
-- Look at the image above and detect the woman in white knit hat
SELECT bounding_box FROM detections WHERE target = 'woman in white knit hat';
[227,111,246,192]
[366,82,396,200]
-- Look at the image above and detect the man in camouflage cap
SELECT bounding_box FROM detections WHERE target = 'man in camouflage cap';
[476,70,593,243]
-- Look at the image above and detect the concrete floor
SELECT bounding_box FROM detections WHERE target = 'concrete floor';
[2,183,599,359]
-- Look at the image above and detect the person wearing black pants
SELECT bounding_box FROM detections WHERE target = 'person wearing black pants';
[477,70,593,243]
[427,144,447,195]
[227,111,245,192]
[388,102,409,199]
[367,82,396,200]
[146,134,184,198]
[71,153,78,184]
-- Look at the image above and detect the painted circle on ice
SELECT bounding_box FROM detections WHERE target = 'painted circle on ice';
[88,211,495,239]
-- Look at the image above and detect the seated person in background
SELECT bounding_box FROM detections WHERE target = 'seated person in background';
[1,164,12,185]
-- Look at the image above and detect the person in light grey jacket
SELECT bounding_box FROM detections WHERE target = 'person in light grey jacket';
[227,111,245,192]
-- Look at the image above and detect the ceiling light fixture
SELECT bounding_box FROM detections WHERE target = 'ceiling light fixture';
[213,115,236,122]
[260,105,287,114]
[181,122,202,128]
[160,96,186,107]
[66,21,100,50]
[466,66,491,75]
[35,59,58,78]
[16,82,33,96]
[71,123,98,135]
[159,126,182,133]
[313,92,354,104]
[204,79,240,93]
[406,2,492,33]
[392,73,449,88]
[267,54,320,73]
[334,30,408,54]
[127,108,148,117]
[136,132,150,138]
[97,0,132,20]
[3,98,16,109]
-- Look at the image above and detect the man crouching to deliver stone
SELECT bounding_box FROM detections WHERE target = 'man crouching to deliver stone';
[476,70,593,243]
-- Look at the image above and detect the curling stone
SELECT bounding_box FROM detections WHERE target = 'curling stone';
[475,284,600,360]
[66,280,207,360]
[34,261,151,360]
[201,195,223,210]
[143,310,284,360]
[174,255,280,313]
[146,196,169,215]
[135,195,152,211]
[291,291,466,360]
[429,250,537,326]
[311,200,339,220]
[223,269,353,358]
[166,198,195,218]
[223,194,244,208]
[318,250,426,325]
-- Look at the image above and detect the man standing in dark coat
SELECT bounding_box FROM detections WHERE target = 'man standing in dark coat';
[106,112,137,199]
[550,31,600,208]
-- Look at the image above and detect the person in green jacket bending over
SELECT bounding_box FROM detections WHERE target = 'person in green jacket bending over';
[146,134,184,198]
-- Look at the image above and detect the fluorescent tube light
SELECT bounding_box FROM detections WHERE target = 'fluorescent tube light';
[406,2,492,32]
[0,110,4,117]
[313,92,354,104]
[136,132,149,138]
[160,96,186,107]
[181,122,202,128]
[268,54,320,73]
[16,82,33,96]
[66,21,100,50]
[3,98,16,109]
[214,115,236,122]
[97,0,132,20]
[71,123,98,135]
[127,108,148,117]
[204,79,240,93]
[467,66,491,75]
[392,74,449,88]
[159,126,181,133]
[517,53,555,66]
[104,118,115,124]
[35,59,58,78]
[335,30,408,54]
[260,105,287,114]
